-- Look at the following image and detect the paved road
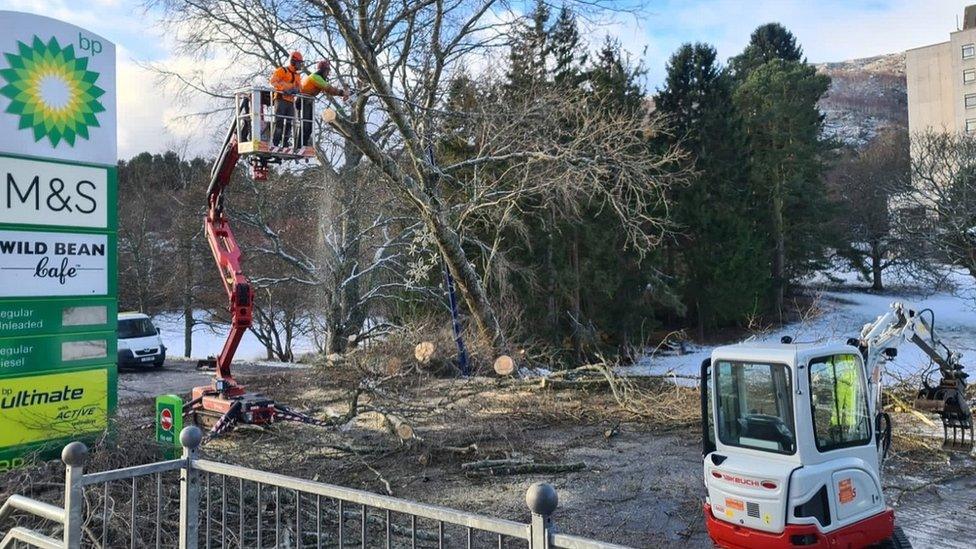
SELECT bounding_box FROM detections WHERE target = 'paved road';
[117,359,305,403]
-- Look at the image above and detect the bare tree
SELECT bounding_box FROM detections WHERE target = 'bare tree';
[152,0,678,350]
[831,129,910,290]
[896,131,976,286]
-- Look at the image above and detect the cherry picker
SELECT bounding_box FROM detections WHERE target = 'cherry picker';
[186,87,330,439]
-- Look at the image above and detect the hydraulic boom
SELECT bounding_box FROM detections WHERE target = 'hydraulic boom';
[856,302,973,447]
[187,87,331,440]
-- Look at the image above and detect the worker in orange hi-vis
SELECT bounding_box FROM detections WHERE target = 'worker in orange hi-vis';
[269,51,304,147]
[298,60,349,147]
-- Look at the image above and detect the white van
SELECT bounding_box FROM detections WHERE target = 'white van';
[117,312,167,368]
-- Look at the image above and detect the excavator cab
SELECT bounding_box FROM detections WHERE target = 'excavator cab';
[232,87,317,180]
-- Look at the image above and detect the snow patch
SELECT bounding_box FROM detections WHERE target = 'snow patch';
[623,267,976,384]
[151,312,316,361]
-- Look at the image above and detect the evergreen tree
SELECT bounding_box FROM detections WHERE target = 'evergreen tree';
[506,0,550,96]
[548,6,585,88]
[655,43,770,331]
[734,57,833,319]
[589,37,645,113]
[730,22,803,78]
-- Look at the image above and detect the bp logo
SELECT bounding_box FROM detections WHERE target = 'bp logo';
[0,36,105,147]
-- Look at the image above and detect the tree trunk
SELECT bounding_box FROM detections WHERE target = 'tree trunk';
[771,183,785,323]
[181,235,194,358]
[183,308,193,359]
[429,209,502,346]
[569,227,582,358]
[544,206,558,344]
[870,239,884,291]
[337,118,503,347]
[337,142,366,347]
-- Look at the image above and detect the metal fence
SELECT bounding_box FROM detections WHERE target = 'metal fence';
[1,427,631,549]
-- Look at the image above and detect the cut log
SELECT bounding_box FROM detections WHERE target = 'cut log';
[460,458,586,475]
[486,462,586,475]
[385,414,416,441]
[537,378,610,391]
[414,341,436,364]
[493,355,516,376]
[460,458,531,471]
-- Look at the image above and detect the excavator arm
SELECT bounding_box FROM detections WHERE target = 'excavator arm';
[857,302,973,448]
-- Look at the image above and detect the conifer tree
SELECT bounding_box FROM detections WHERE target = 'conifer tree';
[730,22,803,78]
[734,56,832,320]
[549,5,585,88]
[655,43,769,331]
[506,0,550,96]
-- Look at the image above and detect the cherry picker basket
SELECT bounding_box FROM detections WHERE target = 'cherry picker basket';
[233,86,317,162]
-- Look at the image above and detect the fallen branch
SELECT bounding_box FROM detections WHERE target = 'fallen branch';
[461,458,586,475]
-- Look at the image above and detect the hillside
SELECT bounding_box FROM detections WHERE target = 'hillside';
[816,52,907,148]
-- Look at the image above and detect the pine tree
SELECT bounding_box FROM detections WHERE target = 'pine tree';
[506,0,550,96]
[588,37,645,113]
[655,43,770,331]
[548,6,585,88]
[734,57,833,320]
[730,22,803,78]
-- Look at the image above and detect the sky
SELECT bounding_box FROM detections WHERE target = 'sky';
[0,0,969,160]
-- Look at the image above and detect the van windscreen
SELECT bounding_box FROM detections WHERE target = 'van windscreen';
[118,318,157,339]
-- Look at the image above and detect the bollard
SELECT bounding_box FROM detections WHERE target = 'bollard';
[178,426,202,549]
[62,442,88,549]
[526,483,558,549]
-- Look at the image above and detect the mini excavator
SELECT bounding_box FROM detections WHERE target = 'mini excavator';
[700,302,972,549]
[185,87,331,440]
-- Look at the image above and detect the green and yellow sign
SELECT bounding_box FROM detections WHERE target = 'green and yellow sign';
[0,368,110,448]
[0,10,117,468]
[0,36,107,147]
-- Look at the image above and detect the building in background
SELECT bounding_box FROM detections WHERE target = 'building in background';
[906,5,976,135]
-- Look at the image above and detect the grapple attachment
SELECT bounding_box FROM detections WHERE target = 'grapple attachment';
[914,370,972,450]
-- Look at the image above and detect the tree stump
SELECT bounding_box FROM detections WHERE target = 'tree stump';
[493,355,516,376]
[414,341,436,364]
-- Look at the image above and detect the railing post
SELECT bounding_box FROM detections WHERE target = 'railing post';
[526,483,558,549]
[251,88,262,144]
[178,426,203,549]
[62,442,88,549]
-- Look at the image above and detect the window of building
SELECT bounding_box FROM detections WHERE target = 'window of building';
[964,44,976,59]
[966,69,976,84]
[968,118,976,133]
[967,94,976,109]
[808,354,872,452]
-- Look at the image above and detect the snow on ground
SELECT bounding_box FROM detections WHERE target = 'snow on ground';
[150,312,317,361]
[624,266,976,383]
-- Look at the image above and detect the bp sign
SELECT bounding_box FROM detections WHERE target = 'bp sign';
[0,10,117,471]
[0,11,116,165]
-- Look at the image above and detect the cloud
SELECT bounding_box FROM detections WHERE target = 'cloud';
[3,0,970,158]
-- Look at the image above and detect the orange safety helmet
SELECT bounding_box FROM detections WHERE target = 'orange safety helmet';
[289,51,304,64]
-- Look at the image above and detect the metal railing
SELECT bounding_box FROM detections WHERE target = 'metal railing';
[234,87,316,151]
[1,427,632,548]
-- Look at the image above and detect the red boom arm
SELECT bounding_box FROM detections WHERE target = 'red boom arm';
[204,125,253,392]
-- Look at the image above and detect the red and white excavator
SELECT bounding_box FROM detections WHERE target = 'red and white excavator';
[701,301,972,549]
[184,87,331,439]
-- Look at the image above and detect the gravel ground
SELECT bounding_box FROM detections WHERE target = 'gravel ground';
[113,361,976,548]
